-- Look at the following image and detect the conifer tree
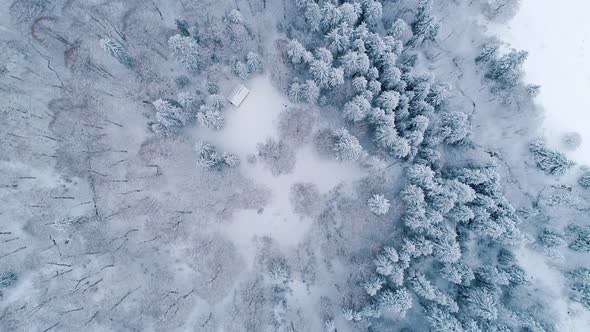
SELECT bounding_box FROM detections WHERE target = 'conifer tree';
[100,38,133,68]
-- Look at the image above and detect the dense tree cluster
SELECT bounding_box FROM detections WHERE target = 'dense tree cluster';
[285,1,567,331]
[288,0,466,168]
[3,0,589,331]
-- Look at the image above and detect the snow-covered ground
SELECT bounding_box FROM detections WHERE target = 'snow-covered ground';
[492,2,590,329]
[490,0,590,165]
[199,76,366,265]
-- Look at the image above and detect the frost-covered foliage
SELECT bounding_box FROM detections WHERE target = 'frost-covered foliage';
[282,1,580,329]
[579,171,590,189]
[368,194,390,215]
[568,268,590,309]
[529,140,575,176]
[568,225,590,252]
[1,0,587,331]
[150,98,193,136]
[100,38,134,68]
[195,94,228,130]
[332,128,364,161]
[410,0,439,46]
[0,271,17,298]
[440,111,471,145]
[195,141,239,170]
[168,34,201,73]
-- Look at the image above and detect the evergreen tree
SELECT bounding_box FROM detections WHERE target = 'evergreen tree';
[410,0,439,46]
[332,128,364,161]
[195,141,220,170]
[578,171,590,189]
[409,272,459,311]
[439,111,471,145]
[100,38,133,68]
[175,19,190,36]
[310,59,333,89]
[168,34,201,73]
[374,254,395,276]
[368,194,390,215]
[484,49,528,91]
[326,24,352,53]
[320,3,342,32]
[379,288,413,317]
[340,3,361,26]
[374,115,411,158]
[433,236,462,263]
[475,40,500,63]
[208,94,227,111]
[197,105,224,130]
[232,60,250,80]
[377,90,400,112]
[361,0,382,28]
[246,52,263,73]
[288,81,304,102]
[569,226,590,252]
[315,47,334,64]
[363,277,384,296]
[367,79,382,95]
[568,268,590,309]
[0,271,17,298]
[195,141,239,170]
[175,75,190,88]
[352,76,368,94]
[304,2,321,31]
[224,9,244,24]
[424,305,464,332]
[529,140,575,176]
[302,79,320,103]
[464,287,499,320]
[441,262,475,285]
[401,185,432,232]
[177,92,201,117]
[286,39,313,65]
[150,98,192,136]
[330,67,345,87]
[537,228,566,250]
[389,18,410,40]
[343,95,371,122]
[340,51,370,77]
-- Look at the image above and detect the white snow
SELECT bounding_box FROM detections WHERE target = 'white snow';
[489,0,590,165]
[491,1,590,328]
[200,75,367,265]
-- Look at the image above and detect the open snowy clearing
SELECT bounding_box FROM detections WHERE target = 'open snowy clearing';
[489,0,590,165]
[195,75,367,265]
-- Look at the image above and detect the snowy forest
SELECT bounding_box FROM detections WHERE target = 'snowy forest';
[1,0,589,331]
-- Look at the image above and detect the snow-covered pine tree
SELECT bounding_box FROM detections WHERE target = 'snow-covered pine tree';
[332,128,364,161]
[410,0,439,46]
[100,38,133,68]
[368,194,390,215]
[168,34,201,73]
[378,288,413,317]
[578,171,590,188]
[529,140,575,176]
